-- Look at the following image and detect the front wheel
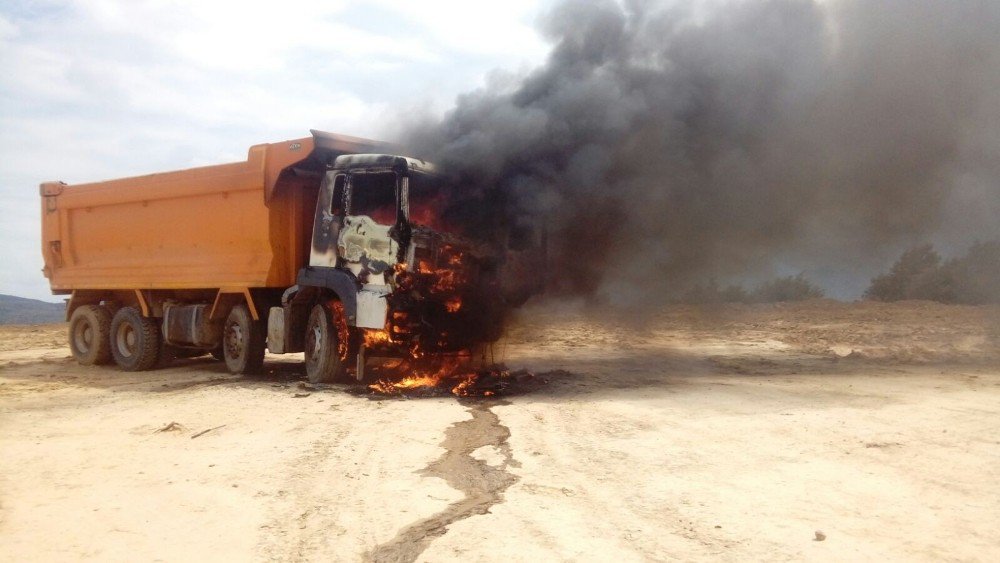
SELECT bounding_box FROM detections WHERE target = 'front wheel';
[223,304,265,375]
[304,303,346,383]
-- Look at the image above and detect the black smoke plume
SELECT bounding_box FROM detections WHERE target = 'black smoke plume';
[400,0,1000,304]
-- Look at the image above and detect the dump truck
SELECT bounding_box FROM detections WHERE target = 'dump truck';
[41,130,544,382]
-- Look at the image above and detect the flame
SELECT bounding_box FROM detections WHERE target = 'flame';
[450,374,494,397]
[366,356,498,397]
[369,374,440,393]
[330,300,350,360]
[408,192,456,233]
[362,232,497,396]
[363,329,392,347]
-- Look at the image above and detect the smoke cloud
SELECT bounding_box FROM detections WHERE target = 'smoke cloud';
[400,0,1000,304]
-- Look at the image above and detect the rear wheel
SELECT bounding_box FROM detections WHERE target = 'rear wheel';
[68,305,112,365]
[223,304,265,375]
[304,303,346,383]
[110,307,161,371]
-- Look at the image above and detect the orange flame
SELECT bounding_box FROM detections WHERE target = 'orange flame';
[363,329,392,347]
[330,300,350,361]
[367,357,473,396]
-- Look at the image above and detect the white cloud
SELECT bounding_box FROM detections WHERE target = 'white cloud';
[0,0,550,301]
[370,0,548,56]
[0,12,17,40]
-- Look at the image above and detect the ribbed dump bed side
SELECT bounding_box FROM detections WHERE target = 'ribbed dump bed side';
[41,144,299,292]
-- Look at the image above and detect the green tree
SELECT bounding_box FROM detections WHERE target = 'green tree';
[949,241,1000,304]
[864,244,942,301]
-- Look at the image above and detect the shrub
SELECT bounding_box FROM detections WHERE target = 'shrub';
[948,241,1000,304]
[749,274,824,302]
[864,244,941,301]
[680,274,824,304]
[683,280,749,304]
[865,241,1000,304]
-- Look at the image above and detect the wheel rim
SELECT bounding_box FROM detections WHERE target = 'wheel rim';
[73,321,93,354]
[305,318,322,370]
[116,323,136,358]
[225,320,244,360]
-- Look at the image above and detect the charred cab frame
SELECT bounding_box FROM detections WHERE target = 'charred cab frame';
[269,154,512,382]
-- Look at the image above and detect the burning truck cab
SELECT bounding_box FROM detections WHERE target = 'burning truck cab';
[275,153,544,383]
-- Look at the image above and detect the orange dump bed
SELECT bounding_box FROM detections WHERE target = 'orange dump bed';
[41,131,385,294]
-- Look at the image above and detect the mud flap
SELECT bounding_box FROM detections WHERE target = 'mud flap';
[267,307,286,354]
[356,284,390,329]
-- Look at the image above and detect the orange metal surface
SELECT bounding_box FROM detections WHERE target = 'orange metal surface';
[40,132,382,294]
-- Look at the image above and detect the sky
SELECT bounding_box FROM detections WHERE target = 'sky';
[4,0,994,304]
[0,0,552,301]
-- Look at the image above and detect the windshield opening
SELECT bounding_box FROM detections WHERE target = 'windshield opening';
[330,174,346,215]
[407,173,447,229]
[348,172,397,225]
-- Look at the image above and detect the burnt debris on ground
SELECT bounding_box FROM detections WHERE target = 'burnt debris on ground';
[352,365,548,400]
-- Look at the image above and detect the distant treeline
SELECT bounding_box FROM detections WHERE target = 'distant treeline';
[682,274,825,304]
[865,241,1000,304]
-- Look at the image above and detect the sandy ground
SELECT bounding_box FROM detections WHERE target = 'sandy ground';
[1,300,999,562]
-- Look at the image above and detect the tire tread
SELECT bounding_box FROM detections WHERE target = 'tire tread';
[305,303,346,383]
[110,307,161,371]
[223,305,265,375]
[68,304,113,365]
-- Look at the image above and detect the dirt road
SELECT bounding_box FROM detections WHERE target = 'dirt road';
[2,301,999,561]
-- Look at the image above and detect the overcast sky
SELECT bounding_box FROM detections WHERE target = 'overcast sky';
[0,0,553,301]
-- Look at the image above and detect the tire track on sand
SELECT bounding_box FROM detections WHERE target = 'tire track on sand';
[367,401,520,563]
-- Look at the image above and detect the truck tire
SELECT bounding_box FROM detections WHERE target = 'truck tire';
[68,305,113,365]
[110,306,161,371]
[223,304,265,375]
[304,303,346,383]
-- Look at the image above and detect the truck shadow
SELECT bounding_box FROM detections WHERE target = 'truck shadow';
[147,348,958,403]
[4,347,994,404]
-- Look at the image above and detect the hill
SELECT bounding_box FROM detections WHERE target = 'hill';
[0,294,65,325]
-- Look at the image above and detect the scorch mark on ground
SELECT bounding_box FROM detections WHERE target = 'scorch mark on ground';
[367,401,520,563]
